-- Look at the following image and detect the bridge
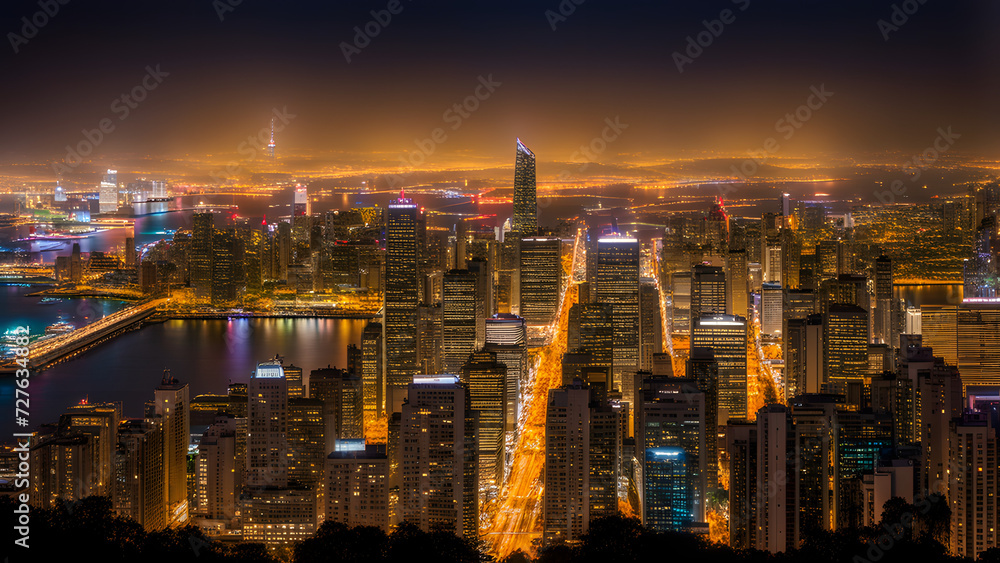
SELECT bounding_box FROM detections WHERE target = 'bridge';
[1,298,166,374]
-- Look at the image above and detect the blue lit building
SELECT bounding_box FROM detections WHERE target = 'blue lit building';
[644,447,690,531]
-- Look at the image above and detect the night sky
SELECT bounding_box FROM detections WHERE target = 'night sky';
[2,0,998,166]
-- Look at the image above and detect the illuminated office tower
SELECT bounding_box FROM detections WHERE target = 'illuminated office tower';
[784,315,823,401]
[54,180,66,202]
[691,265,726,326]
[761,282,782,336]
[190,212,214,300]
[519,237,562,327]
[484,313,527,435]
[639,281,663,371]
[310,367,364,452]
[787,395,837,540]
[835,410,894,529]
[325,443,389,531]
[114,418,165,531]
[194,414,238,526]
[957,303,1000,394]
[873,255,893,345]
[512,138,537,236]
[361,321,384,417]
[636,378,707,525]
[443,269,478,373]
[691,314,747,419]
[727,422,757,549]
[399,376,478,539]
[949,411,999,560]
[288,397,325,489]
[543,382,591,545]
[462,351,507,495]
[686,348,719,489]
[385,192,421,396]
[726,249,749,317]
[59,401,120,498]
[568,303,614,375]
[756,404,794,553]
[920,305,957,366]
[596,236,640,408]
[644,448,690,532]
[152,372,190,524]
[99,168,118,213]
[823,304,868,398]
[247,360,288,489]
[210,229,241,307]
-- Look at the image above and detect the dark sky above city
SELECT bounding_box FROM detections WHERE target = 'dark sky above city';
[2,0,998,167]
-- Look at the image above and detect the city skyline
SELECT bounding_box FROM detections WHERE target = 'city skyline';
[2,2,1000,563]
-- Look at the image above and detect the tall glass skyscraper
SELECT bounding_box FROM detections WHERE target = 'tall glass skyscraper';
[644,447,690,532]
[512,139,536,236]
[385,192,421,397]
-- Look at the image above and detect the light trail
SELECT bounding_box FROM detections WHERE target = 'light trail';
[482,228,583,559]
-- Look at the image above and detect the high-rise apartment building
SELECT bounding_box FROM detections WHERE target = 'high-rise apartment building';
[247,360,288,489]
[324,443,389,531]
[152,372,190,524]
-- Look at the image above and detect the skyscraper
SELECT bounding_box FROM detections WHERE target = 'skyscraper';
[443,269,479,373]
[190,212,214,300]
[873,255,893,344]
[247,360,288,489]
[691,264,726,322]
[691,314,748,419]
[512,139,536,236]
[361,321,384,418]
[115,418,166,531]
[957,303,1000,394]
[644,448,690,531]
[152,371,190,524]
[518,237,562,327]
[385,192,421,396]
[462,350,507,495]
[823,304,868,398]
[596,236,641,412]
[324,443,389,531]
[543,382,591,545]
[399,375,478,539]
[485,313,528,435]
